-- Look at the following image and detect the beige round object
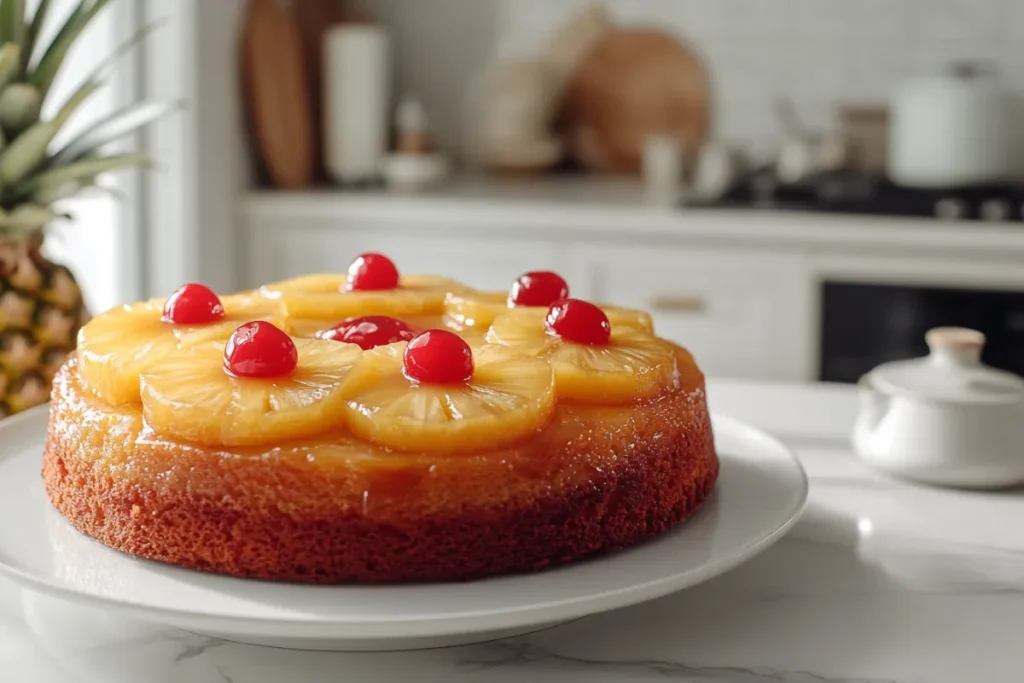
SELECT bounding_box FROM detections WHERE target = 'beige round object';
[559,28,711,175]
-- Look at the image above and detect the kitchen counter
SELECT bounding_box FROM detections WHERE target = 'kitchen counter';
[4,379,1024,682]
[244,175,1024,260]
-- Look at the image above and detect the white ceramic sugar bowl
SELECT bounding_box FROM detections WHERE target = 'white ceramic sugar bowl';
[852,327,1024,489]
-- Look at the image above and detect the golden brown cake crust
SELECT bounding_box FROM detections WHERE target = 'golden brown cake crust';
[42,352,718,583]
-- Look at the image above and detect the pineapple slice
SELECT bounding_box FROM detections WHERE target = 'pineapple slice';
[76,292,286,406]
[444,290,654,334]
[486,308,678,404]
[140,338,361,447]
[343,342,555,453]
[262,273,469,321]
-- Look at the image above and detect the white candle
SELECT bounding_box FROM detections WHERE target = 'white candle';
[323,25,392,184]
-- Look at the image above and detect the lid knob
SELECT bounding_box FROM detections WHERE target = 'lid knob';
[925,327,984,366]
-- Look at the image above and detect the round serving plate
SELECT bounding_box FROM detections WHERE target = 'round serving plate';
[0,406,807,652]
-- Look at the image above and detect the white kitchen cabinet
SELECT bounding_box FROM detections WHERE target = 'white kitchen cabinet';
[576,246,815,380]
[245,224,561,291]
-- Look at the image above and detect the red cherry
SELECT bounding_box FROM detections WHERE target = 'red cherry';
[344,252,400,292]
[316,315,418,350]
[545,298,611,345]
[402,329,474,384]
[162,283,225,325]
[508,271,570,307]
[224,321,298,378]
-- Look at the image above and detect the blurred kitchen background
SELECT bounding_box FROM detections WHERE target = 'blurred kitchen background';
[71,0,1024,384]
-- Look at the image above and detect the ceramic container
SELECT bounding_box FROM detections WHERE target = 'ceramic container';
[888,63,1022,188]
[852,327,1024,489]
[323,24,391,184]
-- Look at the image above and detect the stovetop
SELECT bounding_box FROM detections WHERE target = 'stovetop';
[691,171,1024,223]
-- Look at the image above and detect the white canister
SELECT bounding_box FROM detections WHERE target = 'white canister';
[888,63,1023,188]
[323,25,392,184]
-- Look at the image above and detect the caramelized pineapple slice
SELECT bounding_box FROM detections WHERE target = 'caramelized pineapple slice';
[444,290,655,334]
[486,307,677,404]
[140,338,361,447]
[77,293,285,405]
[262,273,469,321]
[342,342,555,453]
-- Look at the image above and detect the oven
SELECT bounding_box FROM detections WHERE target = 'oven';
[819,280,1024,383]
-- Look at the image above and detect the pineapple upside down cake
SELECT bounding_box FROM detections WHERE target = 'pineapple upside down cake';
[43,254,719,583]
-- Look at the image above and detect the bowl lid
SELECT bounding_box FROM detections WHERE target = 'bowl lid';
[865,327,1024,404]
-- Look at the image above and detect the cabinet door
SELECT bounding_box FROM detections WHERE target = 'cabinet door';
[247,226,561,292]
[578,246,814,381]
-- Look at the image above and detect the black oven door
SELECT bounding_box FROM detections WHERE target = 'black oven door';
[819,281,1024,383]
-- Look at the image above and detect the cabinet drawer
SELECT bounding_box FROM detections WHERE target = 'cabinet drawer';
[582,247,812,380]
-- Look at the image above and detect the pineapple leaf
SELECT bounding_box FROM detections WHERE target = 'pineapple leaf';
[50,99,179,165]
[0,42,20,91]
[23,0,53,74]
[0,81,93,184]
[0,0,24,46]
[18,152,147,197]
[0,82,41,137]
[46,16,167,128]
[0,202,61,235]
[29,0,112,97]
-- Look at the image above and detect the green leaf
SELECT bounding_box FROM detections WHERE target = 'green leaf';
[23,152,146,192]
[23,0,53,74]
[50,99,178,165]
[43,16,167,133]
[0,82,40,136]
[0,202,58,234]
[0,118,55,183]
[0,83,91,184]
[29,0,112,97]
[0,42,20,91]
[0,0,24,46]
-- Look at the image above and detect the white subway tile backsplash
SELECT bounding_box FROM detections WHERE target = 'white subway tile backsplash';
[492,0,1021,149]
[370,0,1021,157]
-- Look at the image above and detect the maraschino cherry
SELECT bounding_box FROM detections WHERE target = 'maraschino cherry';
[224,321,298,378]
[402,329,474,384]
[317,315,417,350]
[545,298,611,345]
[344,252,400,292]
[162,283,225,325]
[508,271,570,307]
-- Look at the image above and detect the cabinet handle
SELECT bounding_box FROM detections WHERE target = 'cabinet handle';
[649,294,706,313]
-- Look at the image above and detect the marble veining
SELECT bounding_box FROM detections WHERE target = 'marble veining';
[3,380,1024,682]
[459,640,913,682]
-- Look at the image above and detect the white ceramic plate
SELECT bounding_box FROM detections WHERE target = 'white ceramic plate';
[0,407,807,651]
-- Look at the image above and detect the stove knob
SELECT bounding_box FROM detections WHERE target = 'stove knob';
[980,199,1012,222]
[934,197,968,220]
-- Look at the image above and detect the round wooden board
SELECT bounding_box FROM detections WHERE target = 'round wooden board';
[559,28,712,175]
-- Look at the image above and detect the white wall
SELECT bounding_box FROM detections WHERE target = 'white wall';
[364,0,1024,159]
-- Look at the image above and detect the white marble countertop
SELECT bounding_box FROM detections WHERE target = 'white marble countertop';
[4,379,1024,682]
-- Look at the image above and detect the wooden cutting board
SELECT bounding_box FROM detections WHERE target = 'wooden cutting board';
[558,27,711,175]
[240,0,315,188]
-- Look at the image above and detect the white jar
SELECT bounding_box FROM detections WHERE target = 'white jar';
[323,25,392,184]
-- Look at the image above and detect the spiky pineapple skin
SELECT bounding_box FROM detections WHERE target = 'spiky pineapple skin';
[0,236,86,416]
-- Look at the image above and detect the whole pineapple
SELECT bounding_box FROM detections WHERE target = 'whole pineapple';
[0,0,172,418]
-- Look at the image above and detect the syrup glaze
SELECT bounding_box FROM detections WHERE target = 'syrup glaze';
[53,344,705,518]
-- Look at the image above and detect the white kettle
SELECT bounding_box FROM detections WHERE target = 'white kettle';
[852,327,1024,489]
[888,62,1023,188]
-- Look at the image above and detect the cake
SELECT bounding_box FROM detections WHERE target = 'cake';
[42,254,719,583]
